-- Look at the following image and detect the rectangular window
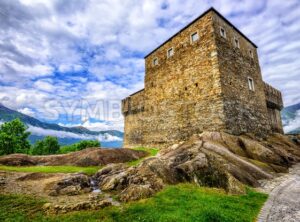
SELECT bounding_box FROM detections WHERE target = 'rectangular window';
[167,47,174,58]
[234,37,240,48]
[153,58,158,66]
[191,32,199,43]
[249,50,254,58]
[220,27,226,38]
[248,77,255,91]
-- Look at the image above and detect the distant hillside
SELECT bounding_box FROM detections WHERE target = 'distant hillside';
[282,103,300,134]
[0,104,124,147]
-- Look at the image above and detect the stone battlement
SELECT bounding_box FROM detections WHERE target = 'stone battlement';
[264,82,283,110]
[122,89,144,116]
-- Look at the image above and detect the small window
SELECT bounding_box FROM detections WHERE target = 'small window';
[190,32,199,43]
[248,77,255,91]
[220,27,226,38]
[153,58,158,66]
[167,47,174,58]
[249,50,254,58]
[234,37,240,48]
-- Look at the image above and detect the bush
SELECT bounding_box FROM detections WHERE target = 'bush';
[59,140,100,154]
[31,136,60,155]
[0,119,31,155]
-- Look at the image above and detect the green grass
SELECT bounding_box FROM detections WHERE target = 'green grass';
[0,147,158,174]
[0,184,268,222]
[0,194,46,222]
[0,165,101,176]
[131,147,159,156]
[127,147,159,166]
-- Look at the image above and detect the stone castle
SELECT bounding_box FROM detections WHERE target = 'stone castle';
[122,8,284,148]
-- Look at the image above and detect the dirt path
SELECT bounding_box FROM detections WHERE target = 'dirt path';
[258,163,300,222]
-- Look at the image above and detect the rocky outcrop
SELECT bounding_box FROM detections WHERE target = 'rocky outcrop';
[93,132,300,202]
[0,132,299,208]
[287,134,300,146]
[0,148,147,166]
[47,174,92,196]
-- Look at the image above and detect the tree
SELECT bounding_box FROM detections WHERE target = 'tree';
[76,140,100,150]
[43,136,60,154]
[31,140,44,155]
[59,140,100,154]
[0,119,31,155]
[31,136,60,155]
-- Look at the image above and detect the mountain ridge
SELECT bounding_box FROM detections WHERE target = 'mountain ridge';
[0,104,123,137]
[0,104,124,147]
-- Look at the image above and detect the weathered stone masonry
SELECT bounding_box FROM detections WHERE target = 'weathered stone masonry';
[122,8,284,148]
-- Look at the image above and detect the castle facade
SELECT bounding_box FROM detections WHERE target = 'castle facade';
[122,8,283,148]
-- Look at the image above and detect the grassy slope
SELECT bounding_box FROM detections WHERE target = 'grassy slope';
[0,147,158,175]
[127,147,159,166]
[0,184,268,222]
[0,165,101,176]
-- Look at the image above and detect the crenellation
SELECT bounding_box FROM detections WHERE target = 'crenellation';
[264,82,283,109]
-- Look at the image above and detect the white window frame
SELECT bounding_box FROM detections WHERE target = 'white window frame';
[248,77,255,91]
[153,57,158,66]
[249,50,254,58]
[190,31,199,43]
[220,27,226,38]
[167,47,174,58]
[234,37,240,48]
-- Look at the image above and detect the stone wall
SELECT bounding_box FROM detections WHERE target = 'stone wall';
[264,83,284,133]
[143,11,226,147]
[212,12,272,137]
[122,90,145,147]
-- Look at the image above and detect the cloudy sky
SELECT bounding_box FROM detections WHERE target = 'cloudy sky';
[0,0,299,132]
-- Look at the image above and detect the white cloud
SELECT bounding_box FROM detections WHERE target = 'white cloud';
[97,133,123,142]
[27,125,122,141]
[0,0,300,131]
[18,107,35,117]
[58,118,124,132]
[284,110,300,133]
[34,79,55,92]
[82,120,124,132]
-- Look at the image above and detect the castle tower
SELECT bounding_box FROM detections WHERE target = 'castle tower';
[122,8,283,148]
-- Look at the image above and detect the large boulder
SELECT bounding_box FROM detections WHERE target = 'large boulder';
[238,137,285,166]
[47,173,91,196]
[95,164,130,191]
[93,132,300,202]
[120,184,156,202]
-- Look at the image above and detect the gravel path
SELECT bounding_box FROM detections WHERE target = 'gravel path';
[258,163,300,222]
